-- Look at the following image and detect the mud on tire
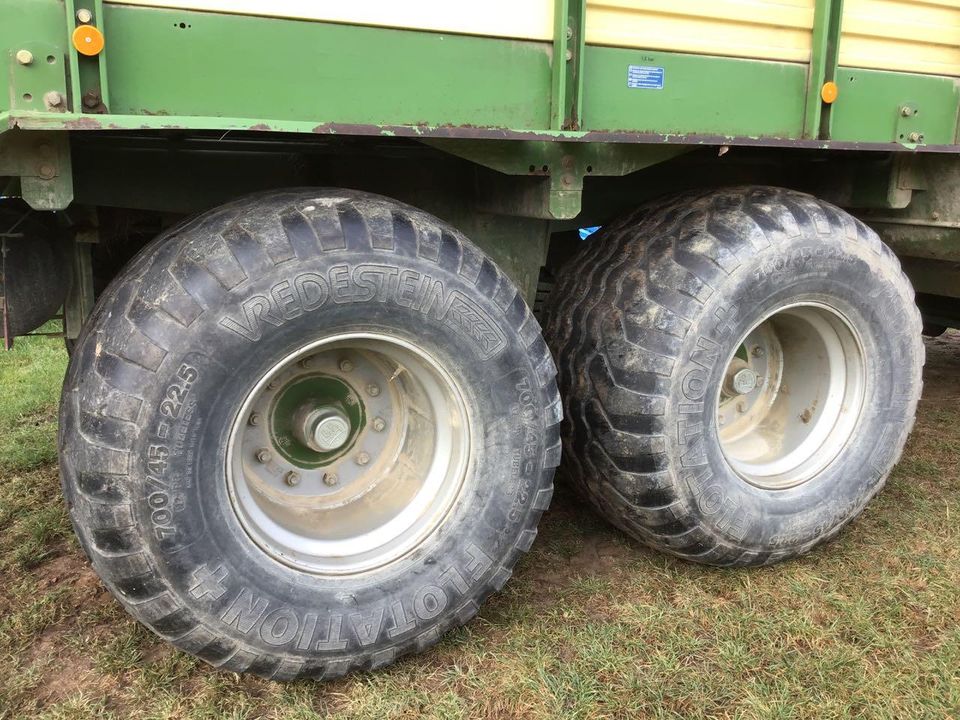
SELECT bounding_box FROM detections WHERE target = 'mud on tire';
[544,186,923,566]
[59,189,561,679]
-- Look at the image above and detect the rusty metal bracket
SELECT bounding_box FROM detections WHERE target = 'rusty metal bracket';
[8,42,69,114]
[0,131,74,210]
[895,104,925,146]
[422,139,688,219]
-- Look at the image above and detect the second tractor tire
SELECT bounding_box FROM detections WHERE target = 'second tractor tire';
[545,186,924,566]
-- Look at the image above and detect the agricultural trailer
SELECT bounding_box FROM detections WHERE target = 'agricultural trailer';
[1,0,958,679]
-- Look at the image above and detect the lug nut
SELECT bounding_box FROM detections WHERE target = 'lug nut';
[76,8,93,23]
[355,452,371,466]
[731,368,758,395]
[299,357,313,369]
[736,401,747,414]
[372,417,386,432]
[323,472,339,487]
[366,384,381,397]
[15,49,34,66]
[249,412,261,426]
[284,471,301,487]
[256,448,272,463]
[267,379,280,390]
[339,358,354,372]
[751,346,765,358]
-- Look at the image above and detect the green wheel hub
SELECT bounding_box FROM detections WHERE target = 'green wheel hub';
[269,374,365,468]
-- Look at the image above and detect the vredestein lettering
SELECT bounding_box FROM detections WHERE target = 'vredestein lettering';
[218,265,506,359]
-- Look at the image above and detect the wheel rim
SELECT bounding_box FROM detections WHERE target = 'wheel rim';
[716,302,866,490]
[226,333,470,575]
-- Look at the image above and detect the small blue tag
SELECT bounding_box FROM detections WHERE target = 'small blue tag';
[627,65,664,90]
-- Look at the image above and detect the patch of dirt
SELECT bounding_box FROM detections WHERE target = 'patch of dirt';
[13,546,123,709]
[32,546,94,592]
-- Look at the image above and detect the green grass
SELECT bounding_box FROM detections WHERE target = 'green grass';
[1,331,958,719]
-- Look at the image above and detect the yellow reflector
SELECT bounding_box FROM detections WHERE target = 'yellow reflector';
[72,25,104,57]
[821,81,839,104]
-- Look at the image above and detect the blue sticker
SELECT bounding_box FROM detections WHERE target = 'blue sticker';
[627,65,664,90]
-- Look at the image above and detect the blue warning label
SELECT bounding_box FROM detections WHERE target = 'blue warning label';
[627,65,664,90]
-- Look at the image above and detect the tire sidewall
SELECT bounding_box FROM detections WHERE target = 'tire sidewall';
[666,232,917,553]
[73,199,553,667]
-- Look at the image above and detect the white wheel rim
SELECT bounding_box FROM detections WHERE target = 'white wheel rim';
[226,333,470,575]
[716,302,866,490]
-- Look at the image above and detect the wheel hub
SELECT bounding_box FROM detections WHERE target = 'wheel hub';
[716,302,866,490]
[226,333,470,575]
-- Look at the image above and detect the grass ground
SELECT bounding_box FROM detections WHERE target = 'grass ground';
[0,330,958,720]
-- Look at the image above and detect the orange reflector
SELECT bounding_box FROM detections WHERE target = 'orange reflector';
[72,25,104,56]
[821,81,839,104]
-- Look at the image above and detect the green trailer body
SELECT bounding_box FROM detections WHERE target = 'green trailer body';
[0,0,958,681]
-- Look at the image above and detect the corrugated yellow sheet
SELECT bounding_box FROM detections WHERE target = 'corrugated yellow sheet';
[106,0,555,41]
[584,0,816,63]
[839,0,960,76]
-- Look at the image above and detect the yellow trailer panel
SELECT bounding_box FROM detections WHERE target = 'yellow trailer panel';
[584,0,815,63]
[107,0,555,41]
[839,0,960,76]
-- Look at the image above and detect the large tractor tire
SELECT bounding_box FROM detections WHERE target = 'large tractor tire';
[545,186,923,566]
[59,189,560,678]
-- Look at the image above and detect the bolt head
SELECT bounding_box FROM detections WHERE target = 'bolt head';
[751,346,765,358]
[43,91,63,107]
[366,383,381,397]
[736,401,747,414]
[338,359,354,373]
[76,8,93,23]
[299,357,313,369]
[355,451,371,466]
[323,472,339,487]
[284,471,301,487]
[255,448,272,463]
[267,379,280,390]
[908,132,922,143]
[249,412,261,426]
[901,106,914,117]
[37,164,56,180]
[732,368,758,395]
[15,49,34,65]
[372,417,386,432]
